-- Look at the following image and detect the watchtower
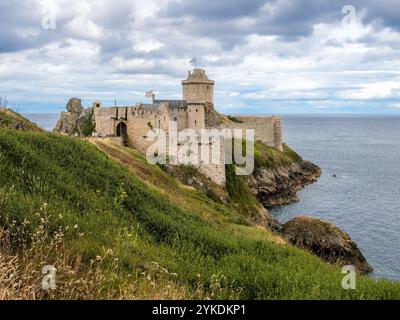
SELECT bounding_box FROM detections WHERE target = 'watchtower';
[182,69,214,104]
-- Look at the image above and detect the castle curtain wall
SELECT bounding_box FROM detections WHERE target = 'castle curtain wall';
[219,116,283,151]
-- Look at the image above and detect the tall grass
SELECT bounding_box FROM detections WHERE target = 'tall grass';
[0,128,399,299]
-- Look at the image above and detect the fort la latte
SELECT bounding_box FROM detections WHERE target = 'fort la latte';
[56,68,283,184]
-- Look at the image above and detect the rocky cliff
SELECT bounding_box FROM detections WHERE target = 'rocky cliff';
[247,143,321,208]
[244,143,371,274]
[54,98,94,136]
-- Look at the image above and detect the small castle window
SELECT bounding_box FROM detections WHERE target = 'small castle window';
[174,117,177,121]
[196,109,198,112]
[195,120,197,125]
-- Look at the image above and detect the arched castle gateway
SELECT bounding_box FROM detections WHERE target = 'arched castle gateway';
[92,69,283,186]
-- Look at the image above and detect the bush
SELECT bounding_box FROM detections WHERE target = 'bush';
[80,111,95,136]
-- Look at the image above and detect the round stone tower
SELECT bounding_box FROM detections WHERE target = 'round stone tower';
[182,69,214,104]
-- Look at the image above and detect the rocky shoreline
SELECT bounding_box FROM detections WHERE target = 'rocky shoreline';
[251,155,372,274]
[247,157,322,208]
[53,100,373,275]
[281,216,373,274]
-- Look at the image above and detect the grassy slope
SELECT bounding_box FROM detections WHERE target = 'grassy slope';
[254,142,301,170]
[0,128,399,299]
[224,142,301,220]
[0,109,42,132]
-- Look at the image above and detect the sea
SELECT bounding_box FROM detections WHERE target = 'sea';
[24,113,400,281]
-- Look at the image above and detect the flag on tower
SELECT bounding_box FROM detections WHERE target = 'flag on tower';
[189,57,197,67]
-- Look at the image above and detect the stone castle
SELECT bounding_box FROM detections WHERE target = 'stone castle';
[56,69,283,186]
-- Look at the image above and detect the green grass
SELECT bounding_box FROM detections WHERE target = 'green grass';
[0,109,42,132]
[254,142,301,170]
[0,128,399,299]
[225,164,263,221]
[227,115,243,123]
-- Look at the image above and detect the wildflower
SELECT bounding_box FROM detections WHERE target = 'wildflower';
[74,224,79,229]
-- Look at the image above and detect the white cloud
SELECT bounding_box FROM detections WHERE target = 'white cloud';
[63,15,104,40]
[1,0,400,113]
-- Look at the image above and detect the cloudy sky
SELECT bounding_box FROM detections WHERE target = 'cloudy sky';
[1,0,400,114]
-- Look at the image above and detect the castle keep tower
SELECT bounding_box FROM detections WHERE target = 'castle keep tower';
[182,69,214,104]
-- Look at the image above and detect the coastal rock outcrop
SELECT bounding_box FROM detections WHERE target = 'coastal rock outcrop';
[282,216,373,274]
[247,157,321,208]
[66,97,84,114]
[54,98,93,136]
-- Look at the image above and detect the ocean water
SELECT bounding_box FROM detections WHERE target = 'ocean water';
[23,113,60,131]
[24,113,400,281]
[271,115,400,281]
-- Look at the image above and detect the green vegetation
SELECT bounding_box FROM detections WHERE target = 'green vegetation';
[225,164,262,221]
[0,109,42,132]
[80,111,95,136]
[254,142,301,170]
[158,163,229,204]
[227,115,243,123]
[0,122,399,299]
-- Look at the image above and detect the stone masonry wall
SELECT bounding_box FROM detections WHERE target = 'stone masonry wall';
[219,116,283,151]
[197,137,226,186]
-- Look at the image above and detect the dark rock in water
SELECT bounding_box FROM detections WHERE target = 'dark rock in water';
[282,216,373,274]
[332,174,337,178]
